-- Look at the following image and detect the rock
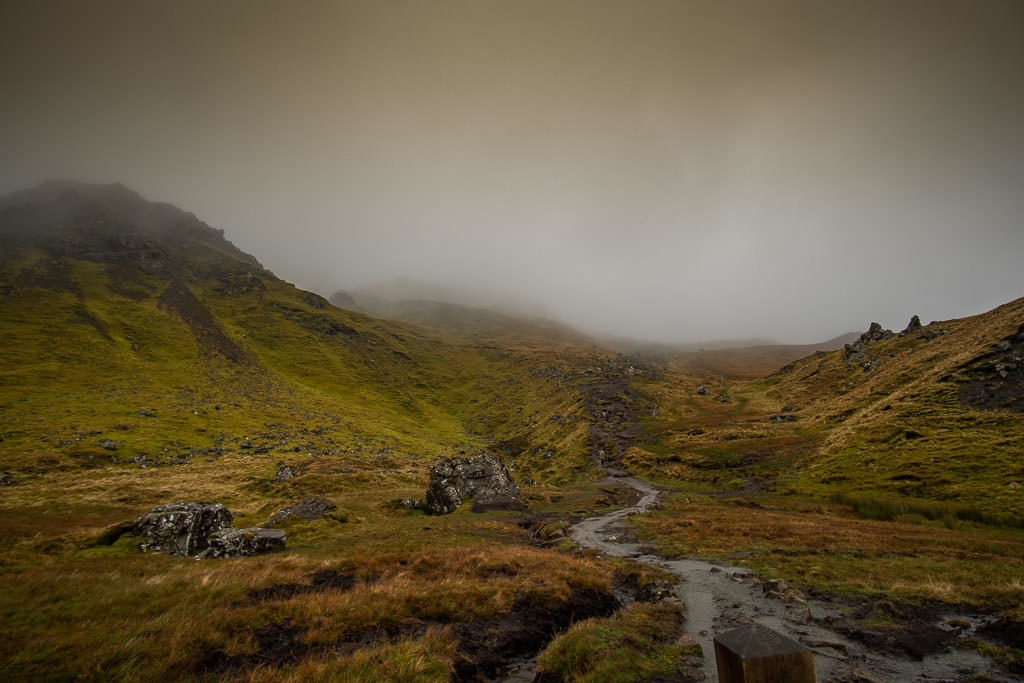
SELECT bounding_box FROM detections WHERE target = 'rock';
[0,472,13,486]
[696,384,709,395]
[393,498,422,510]
[303,293,326,309]
[267,497,337,526]
[636,579,676,603]
[899,314,922,336]
[803,637,848,653]
[196,528,286,558]
[273,462,298,483]
[844,322,895,362]
[424,453,521,515]
[848,668,887,683]
[97,439,117,451]
[136,408,155,417]
[133,502,233,556]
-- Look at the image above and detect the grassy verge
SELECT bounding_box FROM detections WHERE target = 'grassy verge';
[629,493,1024,608]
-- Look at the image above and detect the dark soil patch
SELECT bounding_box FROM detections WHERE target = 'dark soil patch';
[818,595,965,660]
[243,568,364,603]
[451,587,619,681]
[471,499,529,513]
[980,615,1024,650]
[194,621,308,675]
[158,279,249,363]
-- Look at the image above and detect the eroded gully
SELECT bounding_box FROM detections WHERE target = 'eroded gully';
[566,475,1011,683]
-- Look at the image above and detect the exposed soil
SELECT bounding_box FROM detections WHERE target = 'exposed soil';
[200,569,619,680]
[452,587,619,681]
[242,568,364,604]
[158,279,249,363]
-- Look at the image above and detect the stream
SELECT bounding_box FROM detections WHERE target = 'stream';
[562,475,1012,683]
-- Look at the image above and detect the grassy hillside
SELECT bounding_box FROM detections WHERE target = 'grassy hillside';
[628,299,1024,519]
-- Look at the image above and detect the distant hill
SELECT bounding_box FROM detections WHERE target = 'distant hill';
[331,290,599,350]
[625,332,860,380]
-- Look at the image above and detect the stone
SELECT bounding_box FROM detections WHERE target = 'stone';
[273,462,298,483]
[424,453,521,515]
[636,579,676,603]
[97,439,117,450]
[899,314,922,336]
[696,384,709,395]
[303,293,326,309]
[267,497,337,526]
[133,501,233,556]
[196,528,286,558]
[393,498,422,510]
[848,668,887,683]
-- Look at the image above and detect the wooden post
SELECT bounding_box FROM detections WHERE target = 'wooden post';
[714,622,817,683]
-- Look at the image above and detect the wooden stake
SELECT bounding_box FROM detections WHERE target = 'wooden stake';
[714,622,817,683]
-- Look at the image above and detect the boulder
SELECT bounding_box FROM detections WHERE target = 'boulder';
[273,462,299,483]
[267,497,337,526]
[696,384,709,395]
[424,453,520,515]
[133,501,233,556]
[196,528,286,558]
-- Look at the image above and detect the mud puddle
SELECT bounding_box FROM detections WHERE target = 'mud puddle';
[568,476,1013,682]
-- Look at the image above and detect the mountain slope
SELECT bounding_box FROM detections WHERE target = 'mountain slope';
[629,300,1024,518]
[0,182,601,486]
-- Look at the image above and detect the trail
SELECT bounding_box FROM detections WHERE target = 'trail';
[569,475,1011,683]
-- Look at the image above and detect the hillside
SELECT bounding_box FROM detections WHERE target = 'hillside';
[0,182,658,512]
[631,332,860,380]
[628,301,1024,519]
[331,291,599,350]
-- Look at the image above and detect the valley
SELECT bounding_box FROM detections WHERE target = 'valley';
[1,183,1022,681]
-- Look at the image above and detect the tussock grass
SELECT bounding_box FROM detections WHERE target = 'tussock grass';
[831,492,1024,529]
[630,493,1024,608]
[535,600,694,682]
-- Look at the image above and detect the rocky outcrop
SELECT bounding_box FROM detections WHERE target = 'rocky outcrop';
[273,462,299,483]
[843,322,895,369]
[133,502,233,556]
[267,497,337,526]
[899,315,922,336]
[957,323,1024,412]
[424,454,521,514]
[196,528,286,559]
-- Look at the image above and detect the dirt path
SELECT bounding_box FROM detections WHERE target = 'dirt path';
[569,475,1012,683]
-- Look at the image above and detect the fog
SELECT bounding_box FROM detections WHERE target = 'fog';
[2,0,1022,344]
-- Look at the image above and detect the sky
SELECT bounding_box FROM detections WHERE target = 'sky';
[2,0,1022,344]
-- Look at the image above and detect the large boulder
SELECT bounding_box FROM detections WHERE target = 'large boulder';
[196,528,286,559]
[267,497,337,526]
[133,502,233,556]
[425,453,521,515]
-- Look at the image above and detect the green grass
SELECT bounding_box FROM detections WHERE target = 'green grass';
[534,600,697,682]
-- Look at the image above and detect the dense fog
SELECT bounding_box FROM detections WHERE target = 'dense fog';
[2,0,1022,343]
